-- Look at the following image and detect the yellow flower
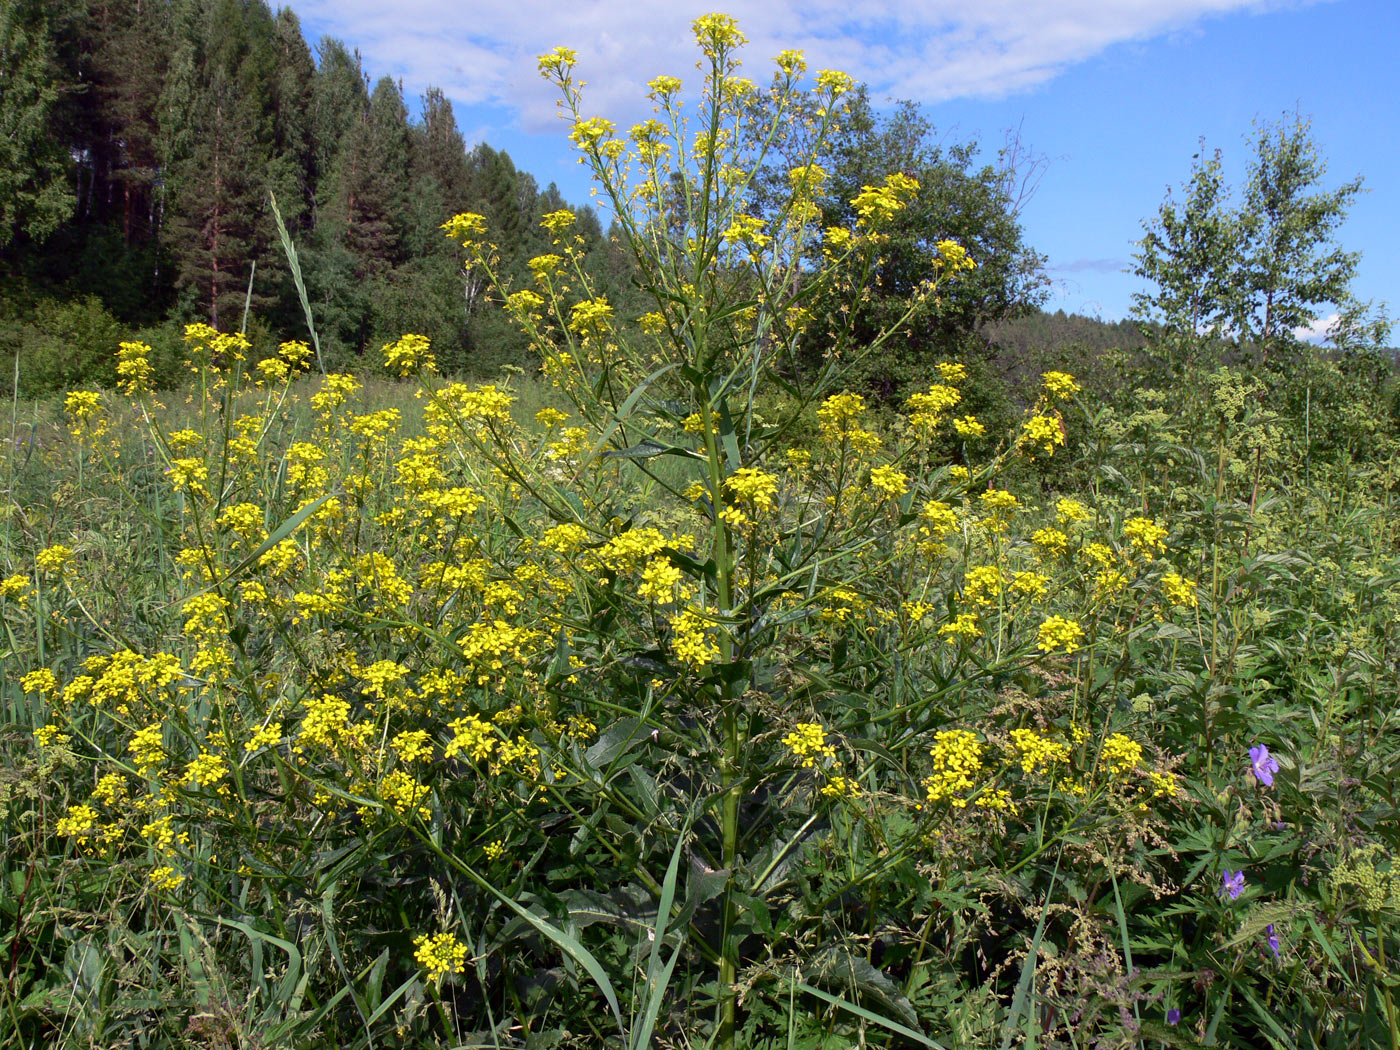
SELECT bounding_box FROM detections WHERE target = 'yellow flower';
[1100,733,1143,776]
[150,866,185,891]
[1149,770,1182,799]
[414,932,468,984]
[1056,498,1091,525]
[923,729,982,807]
[979,489,1019,513]
[382,333,435,375]
[638,557,684,603]
[647,75,683,100]
[129,722,165,775]
[378,769,431,819]
[851,173,919,227]
[724,467,779,510]
[815,69,854,96]
[783,723,836,768]
[115,340,154,394]
[670,608,719,669]
[245,722,283,753]
[0,573,31,604]
[906,383,961,430]
[962,566,1003,607]
[1162,571,1198,607]
[1037,616,1085,654]
[869,465,910,497]
[57,804,98,838]
[1020,414,1064,455]
[568,297,613,335]
[1042,371,1080,398]
[184,750,229,789]
[34,724,69,749]
[441,212,488,246]
[692,12,747,54]
[392,730,433,764]
[35,545,74,574]
[1123,517,1168,555]
[446,714,496,763]
[537,46,577,78]
[935,239,975,273]
[21,668,58,696]
[937,612,981,643]
[359,660,409,699]
[1010,571,1050,599]
[1009,728,1070,775]
[774,49,807,76]
[569,117,616,150]
[820,775,859,799]
[953,415,986,438]
[540,209,575,235]
[920,500,959,539]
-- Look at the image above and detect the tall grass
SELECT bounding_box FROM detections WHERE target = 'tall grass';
[1,16,1398,1050]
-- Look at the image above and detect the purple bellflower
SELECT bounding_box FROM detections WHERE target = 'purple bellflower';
[1249,744,1279,787]
[1167,1008,1182,1025]
[1266,923,1280,959]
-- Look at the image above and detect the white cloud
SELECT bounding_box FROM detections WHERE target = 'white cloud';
[1293,312,1339,344]
[293,0,1316,131]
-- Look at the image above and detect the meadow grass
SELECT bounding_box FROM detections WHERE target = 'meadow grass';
[2,15,1399,1050]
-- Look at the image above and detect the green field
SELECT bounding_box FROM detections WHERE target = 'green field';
[2,17,1399,1050]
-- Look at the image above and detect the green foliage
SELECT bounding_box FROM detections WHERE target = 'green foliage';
[0,0,75,247]
[777,89,1048,400]
[2,14,1399,1050]
[1133,115,1391,371]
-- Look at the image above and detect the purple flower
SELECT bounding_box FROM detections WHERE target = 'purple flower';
[1249,744,1279,787]
[1266,923,1280,959]
[1221,869,1246,900]
[1167,1008,1182,1025]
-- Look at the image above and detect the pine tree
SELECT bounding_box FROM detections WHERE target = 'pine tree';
[309,38,367,221]
[414,87,469,214]
[162,0,281,327]
[0,0,76,249]
[338,76,411,279]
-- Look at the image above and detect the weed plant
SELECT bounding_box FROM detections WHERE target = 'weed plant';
[2,16,1399,1050]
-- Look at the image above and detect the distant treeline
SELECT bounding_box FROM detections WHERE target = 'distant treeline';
[0,0,631,393]
[6,1,1382,405]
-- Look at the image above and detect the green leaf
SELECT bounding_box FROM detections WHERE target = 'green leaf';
[793,980,946,1049]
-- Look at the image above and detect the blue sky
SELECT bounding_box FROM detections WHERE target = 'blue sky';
[293,0,1396,325]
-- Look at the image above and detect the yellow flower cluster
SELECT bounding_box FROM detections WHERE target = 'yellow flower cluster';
[724,467,779,510]
[35,545,74,574]
[851,173,920,227]
[923,729,983,807]
[1123,517,1168,555]
[869,465,910,497]
[1161,571,1198,607]
[0,573,31,603]
[962,566,1003,607]
[1037,616,1084,653]
[1042,371,1081,398]
[670,608,719,669]
[414,932,468,984]
[906,383,961,431]
[938,612,981,643]
[1009,728,1070,775]
[1021,414,1065,456]
[783,723,836,768]
[1100,733,1143,776]
[382,333,435,375]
